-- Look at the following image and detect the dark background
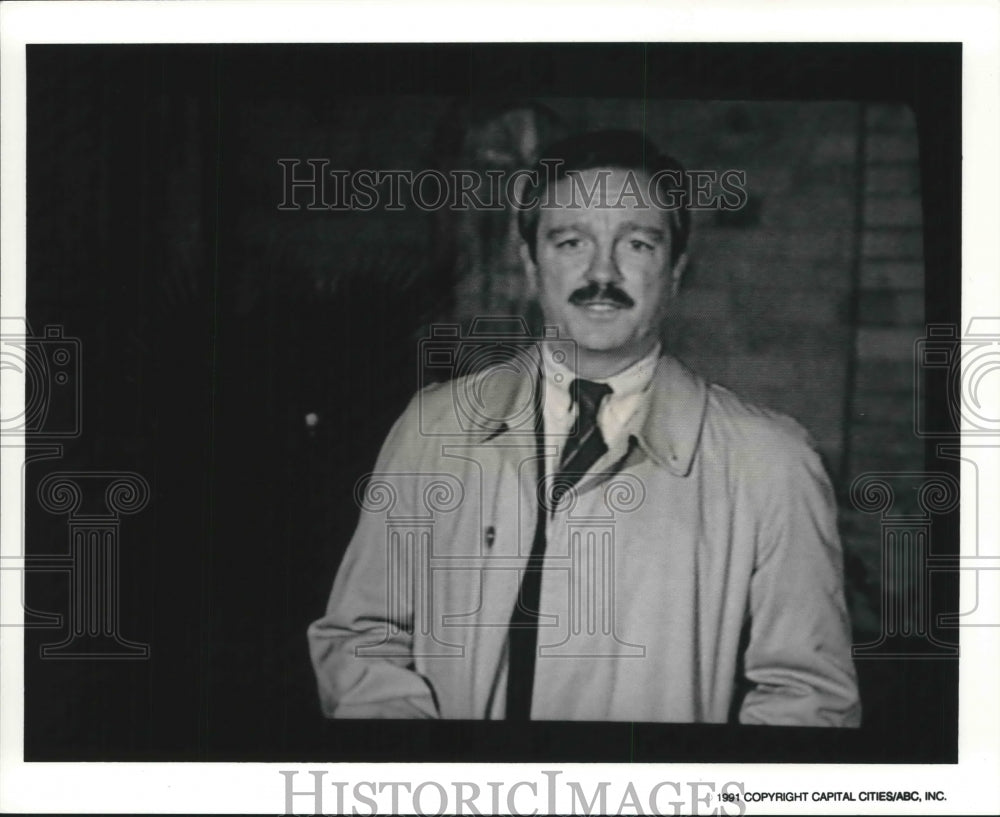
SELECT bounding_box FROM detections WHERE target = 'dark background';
[22,43,959,762]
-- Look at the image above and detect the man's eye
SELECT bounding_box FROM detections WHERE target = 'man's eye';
[556,238,583,249]
[629,239,655,252]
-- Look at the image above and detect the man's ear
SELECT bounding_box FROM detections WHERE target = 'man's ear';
[520,242,538,298]
[669,252,689,298]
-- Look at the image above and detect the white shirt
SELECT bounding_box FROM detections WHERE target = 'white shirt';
[539,341,662,466]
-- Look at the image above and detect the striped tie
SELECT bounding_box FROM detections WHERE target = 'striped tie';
[506,378,612,719]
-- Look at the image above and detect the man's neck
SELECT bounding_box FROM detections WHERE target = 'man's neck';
[573,340,662,380]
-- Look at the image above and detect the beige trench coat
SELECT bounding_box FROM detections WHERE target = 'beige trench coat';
[308,354,861,725]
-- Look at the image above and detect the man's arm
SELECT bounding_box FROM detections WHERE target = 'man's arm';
[307,396,441,719]
[738,431,862,727]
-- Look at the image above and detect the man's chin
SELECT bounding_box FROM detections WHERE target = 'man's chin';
[563,319,634,349]
[571,334,638,358]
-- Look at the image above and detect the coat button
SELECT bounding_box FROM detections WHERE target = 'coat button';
[485,526,496,547]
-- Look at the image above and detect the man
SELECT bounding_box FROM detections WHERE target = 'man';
[308,130,861,725]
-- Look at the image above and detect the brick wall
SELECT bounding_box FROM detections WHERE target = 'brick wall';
[848,104,924,479]
[234,97,924,640]
[539,100,864,475]
[839,104,926,637]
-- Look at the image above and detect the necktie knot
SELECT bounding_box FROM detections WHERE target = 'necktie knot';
[569,378,612,421]
[556,378,613,481]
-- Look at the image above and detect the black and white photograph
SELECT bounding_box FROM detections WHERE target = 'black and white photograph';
[1,2,997,814]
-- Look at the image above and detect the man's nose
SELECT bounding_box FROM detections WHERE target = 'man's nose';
[586,244,623,285]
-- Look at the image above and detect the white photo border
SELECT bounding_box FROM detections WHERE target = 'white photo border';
[2,1,998,814]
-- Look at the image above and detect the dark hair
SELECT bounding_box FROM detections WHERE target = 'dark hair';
[515,129,690,265]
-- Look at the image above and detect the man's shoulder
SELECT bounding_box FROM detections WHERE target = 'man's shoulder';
[410,376,455,420]
[648,354,813,452]
[684,380,835,502]
[404,364,528,436]
[698,378,818,463]
[390,377,459,437]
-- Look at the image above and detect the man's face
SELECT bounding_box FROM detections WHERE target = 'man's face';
[524,167,684,378]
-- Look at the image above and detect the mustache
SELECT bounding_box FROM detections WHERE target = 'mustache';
[568,282,636,309]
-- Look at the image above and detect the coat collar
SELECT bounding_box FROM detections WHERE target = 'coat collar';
[632,354,708,476]
[473,351,708,476]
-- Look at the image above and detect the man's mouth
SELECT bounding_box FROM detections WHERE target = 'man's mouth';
[578,300,625,313]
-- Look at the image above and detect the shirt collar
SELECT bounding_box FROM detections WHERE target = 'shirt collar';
[540,342,662,413]
[474,345,708,477]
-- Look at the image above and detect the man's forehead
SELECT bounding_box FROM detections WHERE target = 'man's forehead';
[540,167,670,229]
